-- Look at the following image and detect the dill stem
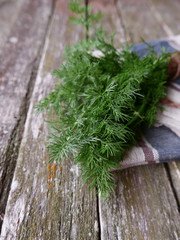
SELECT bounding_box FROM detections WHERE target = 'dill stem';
[85,0,89,40]
[122,92,150,133]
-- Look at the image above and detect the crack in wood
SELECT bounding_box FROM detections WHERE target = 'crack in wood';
[114,0,131,43]
[164,163,180,213]
[96,191,101,240]
[0,84,33,230]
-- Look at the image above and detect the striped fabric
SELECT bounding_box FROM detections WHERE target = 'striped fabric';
[118,35,180,170]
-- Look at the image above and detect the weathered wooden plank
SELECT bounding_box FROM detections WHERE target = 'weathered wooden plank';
[0,0,25,53]
[0,0,53,230]
[116,0,168,43]
[1,0,99,239]
[165,162,180,203]
[99,165,180,240]
[149,0,180,36]
[96,0,180,239]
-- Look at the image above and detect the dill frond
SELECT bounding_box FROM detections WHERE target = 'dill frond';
[36,0,170,199]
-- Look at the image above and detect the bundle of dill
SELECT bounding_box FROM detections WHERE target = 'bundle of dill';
[36,0,174,198]
[36,33,170,198]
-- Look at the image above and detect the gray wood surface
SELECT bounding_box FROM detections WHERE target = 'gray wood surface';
[1,0,99,239]
[0,0,25,53]
[99,165,180,240]
[116,0,167,43]
[149,0,180,36]
[0,0,53,230]
[0,0,180,239]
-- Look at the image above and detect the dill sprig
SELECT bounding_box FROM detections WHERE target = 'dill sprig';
[68,0,103,39]
[36,0,170,198]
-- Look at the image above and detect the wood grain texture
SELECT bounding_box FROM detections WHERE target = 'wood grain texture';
[1,0,99,239]
[0,0,25,53]
[166,162,180,204]
[99,165,180,240]
[149,0,180,36]
[0,0,53,229]
[116,0,167,43]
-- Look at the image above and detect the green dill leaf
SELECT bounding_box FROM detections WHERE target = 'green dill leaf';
[36,0,171,199]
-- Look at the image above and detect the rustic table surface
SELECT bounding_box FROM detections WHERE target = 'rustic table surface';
[0,0,180,239]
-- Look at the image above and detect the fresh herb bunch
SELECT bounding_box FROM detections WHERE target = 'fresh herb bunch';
[36,0,170,198]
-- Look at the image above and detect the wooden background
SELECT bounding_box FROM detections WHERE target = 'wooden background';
[0,0,180,239]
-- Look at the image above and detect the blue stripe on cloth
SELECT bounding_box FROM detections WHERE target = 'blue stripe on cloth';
[174,75,180,85]
[144,126,180,162]
[133,38,180,164]
[131,40,176,57]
